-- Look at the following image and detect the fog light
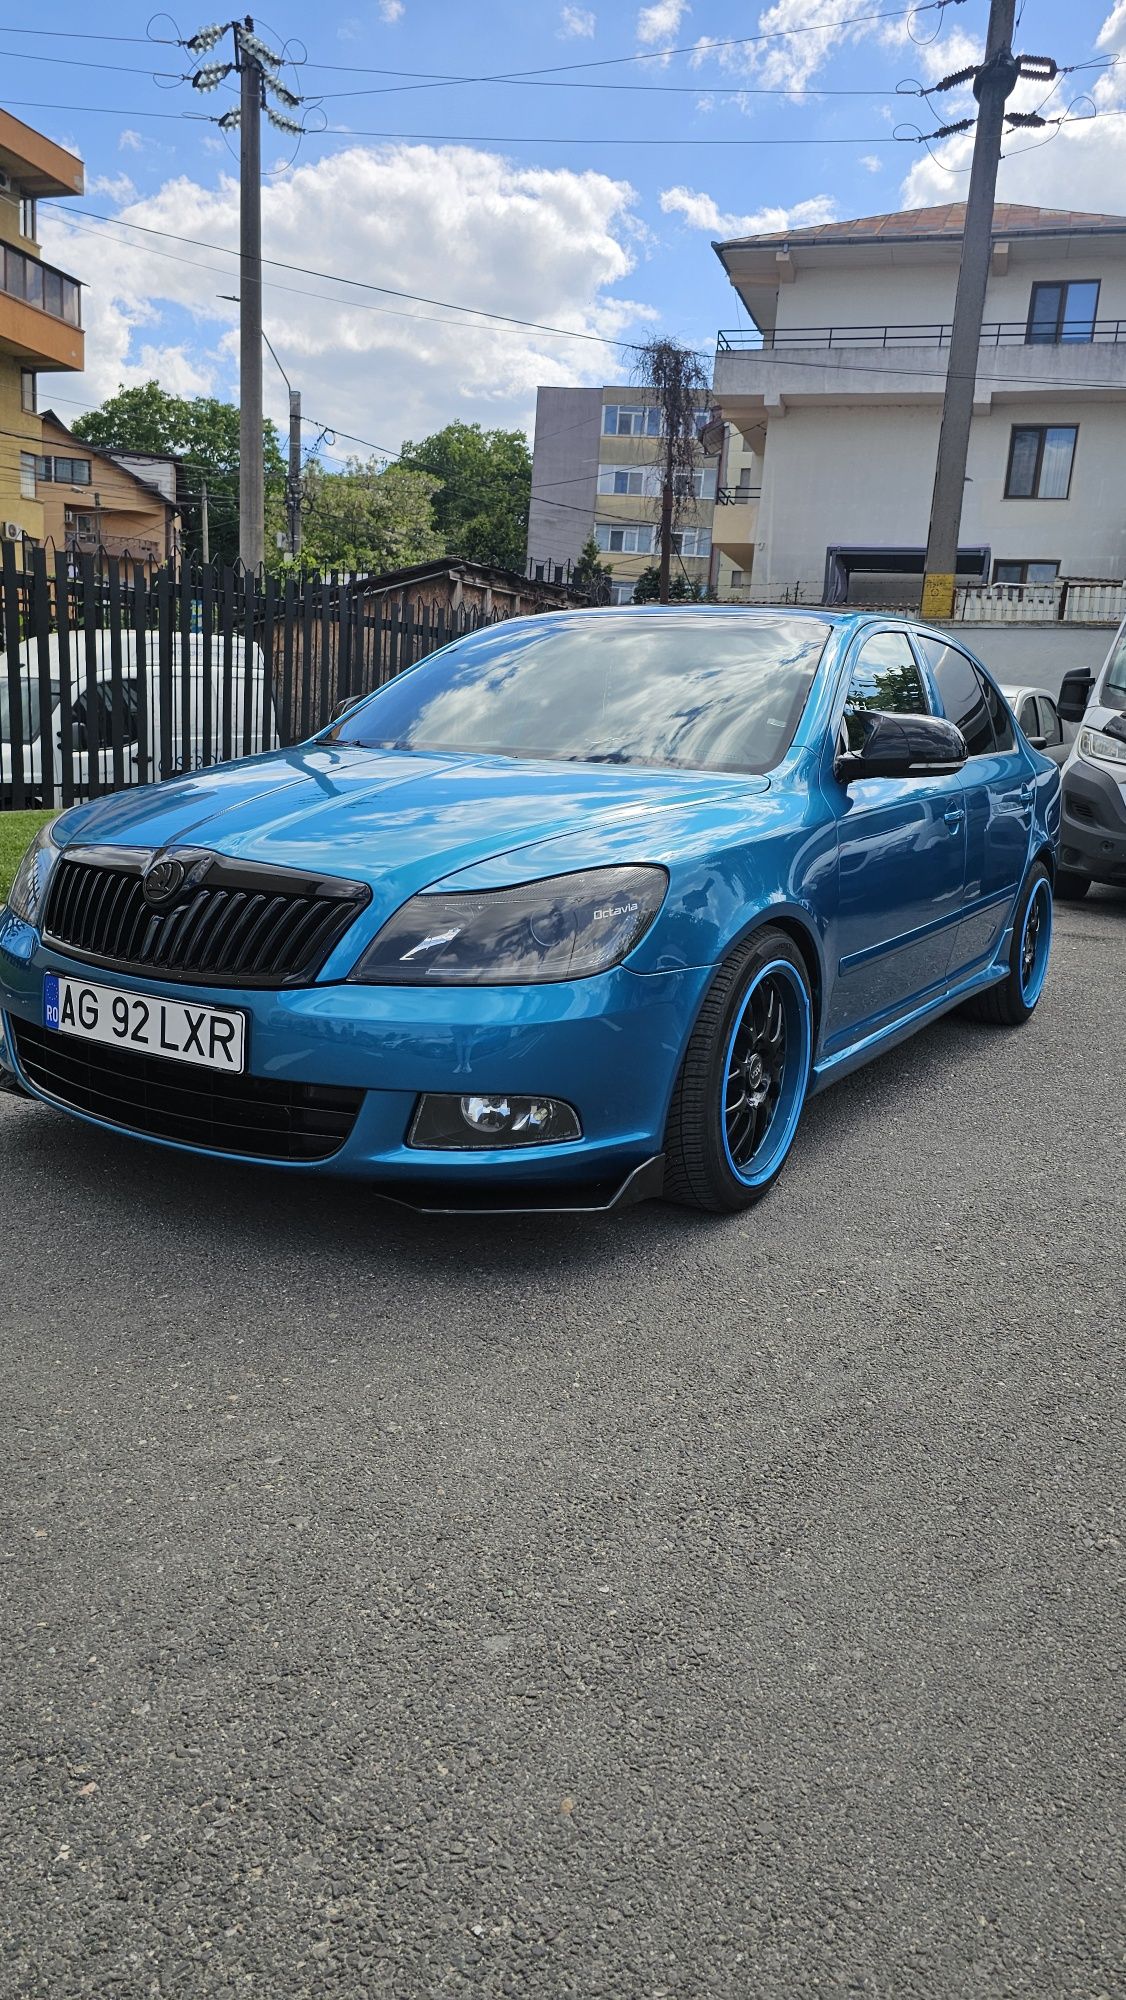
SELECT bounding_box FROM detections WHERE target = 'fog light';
[409,1092,582,1150]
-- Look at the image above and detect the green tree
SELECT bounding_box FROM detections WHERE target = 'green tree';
[72,380,285,568]
[300,457,443,573]
[398,421,532,571]
[571,534,613,602]
[632,567,710,604]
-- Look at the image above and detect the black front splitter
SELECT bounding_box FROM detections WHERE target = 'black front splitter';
[368,1153,666,1216]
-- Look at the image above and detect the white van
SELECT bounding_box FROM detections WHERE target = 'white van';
[1,629,277,803]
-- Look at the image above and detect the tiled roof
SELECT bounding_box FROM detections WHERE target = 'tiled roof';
[718,202,1126,248]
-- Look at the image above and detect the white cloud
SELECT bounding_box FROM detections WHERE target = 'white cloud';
[88,173,137,202]
[39,146,652,444]
[378,0,404,19]
[660,186,837,238]
[688,0,980,93]
[118,130,145,153]
[559,5,596,35]
[637,0,689,61]
[859,154,882,174]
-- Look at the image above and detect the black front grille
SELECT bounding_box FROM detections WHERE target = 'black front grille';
[43,848,370,988]
[12,1018,363,1163]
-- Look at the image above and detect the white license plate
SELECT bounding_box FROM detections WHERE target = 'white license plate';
[44,974,246,1075]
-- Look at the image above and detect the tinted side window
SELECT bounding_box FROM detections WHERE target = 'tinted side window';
[1037,696,1063,747]
[918,639,994,756]
[980,673,1015,751]
[843,631,928,751]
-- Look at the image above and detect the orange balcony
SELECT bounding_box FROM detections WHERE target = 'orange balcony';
[0,246,83,372]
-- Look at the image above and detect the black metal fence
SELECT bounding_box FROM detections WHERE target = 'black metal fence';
[1,541,509,812]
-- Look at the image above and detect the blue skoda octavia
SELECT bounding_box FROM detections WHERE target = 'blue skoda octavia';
[0,609,1060,1213]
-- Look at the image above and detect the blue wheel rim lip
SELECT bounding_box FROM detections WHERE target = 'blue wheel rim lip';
[1019,878,1053,1007]
[721,958,812,1188]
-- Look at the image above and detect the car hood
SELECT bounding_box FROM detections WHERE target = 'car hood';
[55,743,767,914]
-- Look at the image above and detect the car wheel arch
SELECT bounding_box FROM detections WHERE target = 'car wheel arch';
[703,906,824,1048]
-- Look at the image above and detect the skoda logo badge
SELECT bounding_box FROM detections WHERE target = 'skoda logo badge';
[143,857,188,909]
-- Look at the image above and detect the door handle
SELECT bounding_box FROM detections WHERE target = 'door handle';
[1019,782,1034,807]
[944,805,965,830]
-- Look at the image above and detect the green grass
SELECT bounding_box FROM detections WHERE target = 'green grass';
[0,810,55,904]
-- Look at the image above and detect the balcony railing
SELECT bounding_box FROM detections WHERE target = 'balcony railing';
[1,243,82,327]
[716,319,1126,353]
[715,484,762,504]
[956,579,1126,625]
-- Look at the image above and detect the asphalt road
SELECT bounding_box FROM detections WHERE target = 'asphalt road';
[2,892,1124,2000]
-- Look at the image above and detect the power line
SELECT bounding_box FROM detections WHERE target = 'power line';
[297,3,946,87]
[42,202,1126,390]
[0,44,186,78]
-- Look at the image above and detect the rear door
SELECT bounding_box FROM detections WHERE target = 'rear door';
[823,628,967,1053]
[917,637,1032,976]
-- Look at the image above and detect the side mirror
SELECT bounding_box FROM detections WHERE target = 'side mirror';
[1027,733,1048,751]
[836,710,967,784]
[1057,669,1094,724]
[331,694,363,721]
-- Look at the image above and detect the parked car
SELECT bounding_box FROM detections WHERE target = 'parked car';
[0,631,275,805]
[1053,618,1126,900]
[999,683,1075,768]
[0,609,1060,1214]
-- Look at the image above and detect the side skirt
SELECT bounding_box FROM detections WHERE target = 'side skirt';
[809,963,1008,1095]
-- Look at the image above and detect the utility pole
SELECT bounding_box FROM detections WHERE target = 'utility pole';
[200,478,210,566]
[185,20,306,569]
[287,387,302,562]
[920,0,1018,622]
[238,21,264,574]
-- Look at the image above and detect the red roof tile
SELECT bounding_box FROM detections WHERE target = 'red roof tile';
[719,202,1126,249]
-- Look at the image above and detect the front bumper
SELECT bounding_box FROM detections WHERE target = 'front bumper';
[1060,759,1126,886]
[0,914,709,1201]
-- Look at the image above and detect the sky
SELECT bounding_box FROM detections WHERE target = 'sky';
[10,0,1126,473]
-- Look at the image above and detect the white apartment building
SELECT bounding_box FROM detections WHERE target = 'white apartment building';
[527,385,758,602]
[710,202,1126,607]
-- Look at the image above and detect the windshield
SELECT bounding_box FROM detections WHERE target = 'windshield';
[1103,625,1126,706]
[328,611,831,775]
[0,684,45,741]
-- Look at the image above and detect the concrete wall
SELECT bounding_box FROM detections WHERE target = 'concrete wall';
[945,623,1115,700]
[770,241,1126,335]
[753,399,1126,595]
[526,386,602,576]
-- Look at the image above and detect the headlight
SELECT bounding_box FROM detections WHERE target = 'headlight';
[351,865,668,985]
[1078,724,1126,771]
[6,819,61,927]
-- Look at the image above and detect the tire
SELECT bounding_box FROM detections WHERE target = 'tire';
[664,927,813,1213]
[1055,867,1090,903]
[961,861,1053,1027]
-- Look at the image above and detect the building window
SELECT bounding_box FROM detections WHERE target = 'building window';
[37,456,92,486]
[0,245,81,325]
[1004,426,1077,500]
[602,404,661,438]
[670,527,711,558]
[1026,280,1100,345]
[19,195,37,241]
[609,582,636,604]
[729,569,744,588]
[20,370,36,415]
[19,452,37,500]
[597,465,656,496]
[595,522,654,554]
[596,465,715,501]
[992,559,1059,585]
